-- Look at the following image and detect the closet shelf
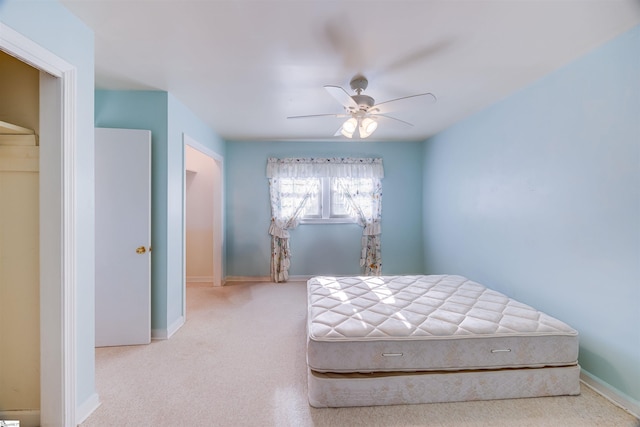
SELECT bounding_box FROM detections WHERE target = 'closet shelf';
[0,121,37,146]
[0,120,35,135]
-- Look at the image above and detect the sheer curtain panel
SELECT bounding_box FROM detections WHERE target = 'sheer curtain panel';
[268,178,318,282]
[336,178,383,275]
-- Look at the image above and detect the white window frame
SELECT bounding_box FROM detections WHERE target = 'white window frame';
[300,177,357,224]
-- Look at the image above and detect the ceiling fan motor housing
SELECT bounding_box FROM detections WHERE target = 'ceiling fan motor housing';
[350,94,375,114]
[347,75,375,114]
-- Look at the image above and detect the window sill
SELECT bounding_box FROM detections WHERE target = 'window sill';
[300,218,357,225]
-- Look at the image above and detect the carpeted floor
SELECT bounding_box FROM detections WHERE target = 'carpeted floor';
[81,281,640,427]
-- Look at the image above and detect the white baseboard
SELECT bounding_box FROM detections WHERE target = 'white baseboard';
[186,275,214,283]
[152,316,185,340]
[0,410,40,427]
[223,275,271,283]
[580,370,640,419]
[151,328,167,340]
[76,392,101,425]
[223,275,311,284]
[287,275,313,282]
[167,316,185,339]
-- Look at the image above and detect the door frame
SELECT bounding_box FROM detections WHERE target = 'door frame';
[182,134,224,312]
[1,23,78,426]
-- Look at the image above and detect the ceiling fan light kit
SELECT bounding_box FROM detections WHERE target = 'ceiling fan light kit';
[339,116,378,139]
[287,74,436,140]
[340,117,358,138]
[360,117,378,137]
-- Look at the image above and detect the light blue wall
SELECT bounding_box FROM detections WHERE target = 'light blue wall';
[95,90,170,330]
[1,0,97,410]
[422,25,640,404]
[226,141,424,277]
[95,90,225,332]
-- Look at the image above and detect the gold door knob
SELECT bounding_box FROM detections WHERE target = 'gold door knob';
[136,246,147,254]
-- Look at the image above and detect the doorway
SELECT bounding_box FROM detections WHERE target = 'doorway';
[0,51,40,425]
[182,134,223,312]
[1,23,80,427]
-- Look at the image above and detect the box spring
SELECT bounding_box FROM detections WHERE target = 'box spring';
[308,365,581,408]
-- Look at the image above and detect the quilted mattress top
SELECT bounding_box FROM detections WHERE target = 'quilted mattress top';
[307,275,578,342]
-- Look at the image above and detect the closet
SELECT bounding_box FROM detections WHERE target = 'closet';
[0,52,40,422]
[0,122,39,415]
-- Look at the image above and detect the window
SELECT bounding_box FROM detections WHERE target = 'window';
[267,157,384,280]
[275,177,321,219]
[277,177,376,224]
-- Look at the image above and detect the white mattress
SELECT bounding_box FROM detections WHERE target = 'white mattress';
[307,275,579,373]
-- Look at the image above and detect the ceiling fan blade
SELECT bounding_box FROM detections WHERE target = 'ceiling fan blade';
[373,39,453,78]
[370,114,414,127]
[323,17,365,71]
[370,92,437,114]
[324,85,358,109]
[287,113,348,120]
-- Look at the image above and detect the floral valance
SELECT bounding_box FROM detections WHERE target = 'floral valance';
[266,157,384,179]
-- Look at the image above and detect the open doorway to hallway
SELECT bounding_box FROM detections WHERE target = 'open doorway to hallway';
[183,135,223,314]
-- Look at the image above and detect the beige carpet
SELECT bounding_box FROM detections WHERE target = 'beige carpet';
[81,281,639,427]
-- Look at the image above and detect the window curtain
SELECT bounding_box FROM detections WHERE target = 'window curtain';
[336,178,383,275]
[268,177,318,282]
[267,157,384,281]
[266,157,384,179]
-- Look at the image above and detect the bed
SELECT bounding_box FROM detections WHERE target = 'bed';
[306,275,580,407]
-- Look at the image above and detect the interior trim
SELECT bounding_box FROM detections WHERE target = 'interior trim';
[580,371,640,419]
[1,22,78,427]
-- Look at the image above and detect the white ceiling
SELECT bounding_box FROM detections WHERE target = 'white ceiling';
[61,0,640,142]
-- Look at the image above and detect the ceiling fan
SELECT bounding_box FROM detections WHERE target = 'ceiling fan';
[287,75,436,139]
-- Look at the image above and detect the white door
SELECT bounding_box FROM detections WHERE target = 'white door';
[95,127,151,347]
